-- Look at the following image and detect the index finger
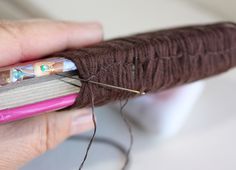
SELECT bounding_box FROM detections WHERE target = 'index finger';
[0,19,103,67]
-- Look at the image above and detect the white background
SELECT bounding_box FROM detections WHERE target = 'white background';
[1,0,236,170]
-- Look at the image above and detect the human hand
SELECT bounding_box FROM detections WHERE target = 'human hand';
[0,19,103,170]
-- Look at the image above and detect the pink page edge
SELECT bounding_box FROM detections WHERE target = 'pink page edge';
[0,94,78,124]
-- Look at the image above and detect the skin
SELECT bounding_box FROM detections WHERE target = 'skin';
[0,19,103,170]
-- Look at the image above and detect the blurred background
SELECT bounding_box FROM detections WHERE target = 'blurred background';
[1,0,236,170]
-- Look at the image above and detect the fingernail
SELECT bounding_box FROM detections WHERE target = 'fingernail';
[70,112,94,135]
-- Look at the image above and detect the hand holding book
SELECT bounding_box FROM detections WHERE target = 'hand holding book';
[0,19,103,169]
[1,19,236,169]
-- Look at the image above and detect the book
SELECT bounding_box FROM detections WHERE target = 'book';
[0,57,80,123]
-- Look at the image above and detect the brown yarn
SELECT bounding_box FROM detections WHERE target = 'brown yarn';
[56,22,236,108]
[57,74,133,170]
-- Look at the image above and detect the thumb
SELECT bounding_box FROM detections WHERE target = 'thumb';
[0,108,94,170]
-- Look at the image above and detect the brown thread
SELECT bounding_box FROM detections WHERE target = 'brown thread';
[120,99,133,170]
[78,84,97,170]
[56,22,236,108]
[70,135,130,162]
[54,22,236,169]
[57,74,139,169]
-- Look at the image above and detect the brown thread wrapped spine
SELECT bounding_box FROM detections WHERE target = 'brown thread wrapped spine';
[57,22,236,108]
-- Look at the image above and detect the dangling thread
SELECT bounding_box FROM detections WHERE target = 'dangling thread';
[120,99,133,170]
[70,135,128,158]
[72,99,133,170]
[56,74,97,170]
[78,84,97,170]
[57,74,144,169]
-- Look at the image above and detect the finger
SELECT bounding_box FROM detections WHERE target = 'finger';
[0,19,103,67]
[0,108,94,169]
